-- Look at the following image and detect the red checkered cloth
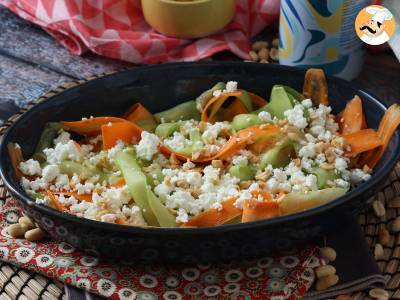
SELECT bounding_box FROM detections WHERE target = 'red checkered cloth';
[0,0,280,64]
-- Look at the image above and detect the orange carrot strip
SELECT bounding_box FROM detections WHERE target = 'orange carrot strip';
[181,197,242,228]
[303,68,329,105]
[160,124,281,163]
[52,191,92,202]
[359,104,400,168]
[248,92,268,108]
[7,143,24,180]
[46,191,68,212]
[242,200,280,222]
[101,121,142,150]
[343,129,383,157]
[201,91,242,123]
[220,99,248,121]
[123,103,156,130]
[111,178,126,188]
[339,95,367,134]
[63,117,127,136]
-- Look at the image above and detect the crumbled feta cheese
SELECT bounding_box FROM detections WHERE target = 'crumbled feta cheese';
[301,99,313,108]
[122,206,146,226]
[135,132,160,161]
[107,140,125,160]
[334,178,350,189]
[202,122,231,144]
[19,159,41,176]
[183,160,195,170]
[334,157,348,173]
[163,132,189,152]
[75,181,95,195]
[81,144,94,157]
[102,186,132,210]
[57,194,78,206]
[54,131,71,145]
[350,169,371,184]
[176,208,189,223]
[284,104,308,129]
[42,164,60,182]
[298,143,317,159]
[258,111,272,122]
[212,89,222,98]
[55,174,70,190]
[101,213,117,223]
[225,81,238,93]
[44,140,82,164]
[232,155,248,166]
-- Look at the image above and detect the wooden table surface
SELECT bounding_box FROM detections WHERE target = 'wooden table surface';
[0,6,398,124]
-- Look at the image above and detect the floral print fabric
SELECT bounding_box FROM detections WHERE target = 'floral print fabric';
[0,198,322,299]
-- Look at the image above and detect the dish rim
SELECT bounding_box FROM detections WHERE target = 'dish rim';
[0,61,399,235]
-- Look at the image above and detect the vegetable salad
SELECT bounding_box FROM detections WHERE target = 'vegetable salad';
[11,69,400,228]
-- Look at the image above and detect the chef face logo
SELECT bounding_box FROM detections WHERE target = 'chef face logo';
[355,5,395,46]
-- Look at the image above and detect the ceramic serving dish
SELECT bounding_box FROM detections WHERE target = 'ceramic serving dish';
[1,62,399,263]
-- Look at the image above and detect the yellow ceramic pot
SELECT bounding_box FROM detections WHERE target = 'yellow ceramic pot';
[141,0,236,39]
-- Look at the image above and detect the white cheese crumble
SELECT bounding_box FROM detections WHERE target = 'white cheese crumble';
[284,104,308,129]
[54,131,71,145]
[212,81,238,98]
[42,164,60,182]
[135,132,160,161]
[258,111,272,122]
[107,140,125,160]
[19,159,41,176]
[350,169,371,184]
[44,140,82,164]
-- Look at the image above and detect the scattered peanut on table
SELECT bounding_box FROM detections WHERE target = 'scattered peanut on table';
[372,200,386,218]
[319,247,337,262]
[378,228,391,246]
[248,38,279,63]
[392,216,400,232]
[388,196,400,208]
[369,288,390,300]
[6,215,45,242]
[374,243,384,259]
[315,274,339,291]
[315,265,336,278]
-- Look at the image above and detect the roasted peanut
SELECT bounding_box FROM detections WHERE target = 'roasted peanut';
[249,50,259,62]
[258,48,269,60]
[392,216,400,232]
[315,265,336,278]
[369,288,389,300]
[269,48,279,61]
[18,216,35,230]
[211,160,223,168]
[319,247,337,262]
[388,198,400,208]
[272,38,279,48]
[252,40,269,51]
[372,200,385,218]
[378,228,390,246]
[7,223,27,238]
[315,274,339,291]
[24,228,45,242]
[374,243,384,259]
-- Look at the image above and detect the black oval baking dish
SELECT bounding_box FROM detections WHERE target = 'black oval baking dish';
[1,62,399,263]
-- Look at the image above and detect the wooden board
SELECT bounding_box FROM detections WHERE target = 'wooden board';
[0,54,70,108]
[0,6,128,79]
